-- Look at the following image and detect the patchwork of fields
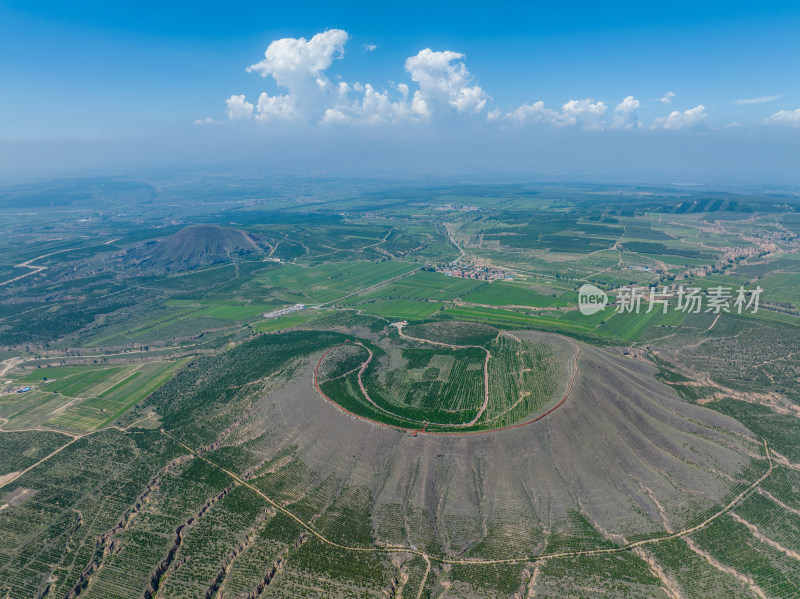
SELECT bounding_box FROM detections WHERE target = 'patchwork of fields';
[1,180,799,597]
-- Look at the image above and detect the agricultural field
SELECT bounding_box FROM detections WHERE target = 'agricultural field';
[0,178,799,598]
[460,281,569,308]
[1,359,187,432]
[254,259,420,304]
[343,269,487,303]
[316,323,577,432]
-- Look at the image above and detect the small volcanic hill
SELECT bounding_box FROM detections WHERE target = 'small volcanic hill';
[242,332,759,555]
[134,224,267,271]
[120,326,771,598]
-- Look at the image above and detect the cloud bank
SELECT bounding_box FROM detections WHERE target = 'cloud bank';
[227,30,489,126]
[221,30,799,133]
[653,105,708,130]
[499,98,608,130]
[763,108,800,127]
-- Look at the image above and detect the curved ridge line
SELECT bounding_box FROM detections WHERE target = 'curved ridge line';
[313,335,580,436]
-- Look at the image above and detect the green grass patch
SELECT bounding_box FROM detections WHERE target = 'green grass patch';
[254,309,317,332]
[597,307,687,343]
[46,359,188,431]
[39,366,123,398]
[461,281,568,307]
[256,260,418,304]
[355,299,442,320]
[346,270,486,302]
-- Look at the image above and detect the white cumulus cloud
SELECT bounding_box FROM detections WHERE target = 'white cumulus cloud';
[247,29,348,85]
[610,96,640,130]
[404,49,488,116]
[762,108,800,127]
[502,99,607,129]
[321,108,352,124]
[254,93,297,122]
[486,108,502,122]
[504,101,562,126]
[225,94,254,121]
[241,29,349,122]
[653,105,708,130]
[560,98,607,130]
[227,31,489,126]
[221,30,728,134]
[323,83,418,125]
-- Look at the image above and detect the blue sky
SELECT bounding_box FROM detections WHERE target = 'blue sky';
[1,1,799,182]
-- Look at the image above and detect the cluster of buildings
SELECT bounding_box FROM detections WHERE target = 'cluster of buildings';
[433,204,482,212]
[263,304,305,319]
[435,264,514,282]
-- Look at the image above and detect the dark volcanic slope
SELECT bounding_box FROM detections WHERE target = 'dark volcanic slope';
[243,332,759,556]
[135,224,266,270]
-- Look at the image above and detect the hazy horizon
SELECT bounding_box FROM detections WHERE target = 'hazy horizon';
[2,1,799,184]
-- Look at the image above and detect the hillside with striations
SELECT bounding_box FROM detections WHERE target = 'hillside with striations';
[133,224,268,271]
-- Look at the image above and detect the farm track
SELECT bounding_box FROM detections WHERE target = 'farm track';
[416,555,431,599]
[314,343,419,432]
[0,251,63,288]
[0,416,157,488]
[317,266,421,307]
[442,222,465,262]
[393,322,491,426]
[0,433,85,488]
[160,431,774,599]
[455,299,578,312]
[0,357,22,377]
[345,338,489,428]
[0,239,120,288]
[347,342,415,422]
